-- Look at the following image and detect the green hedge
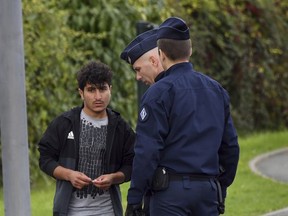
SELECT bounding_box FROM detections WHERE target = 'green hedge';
[1,0,287,185]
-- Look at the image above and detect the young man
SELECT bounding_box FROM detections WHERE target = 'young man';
[38,61,135,216]
[120,28,164,85]
[126,17,240,216]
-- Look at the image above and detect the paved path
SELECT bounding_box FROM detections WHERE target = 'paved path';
[249,148,288,216]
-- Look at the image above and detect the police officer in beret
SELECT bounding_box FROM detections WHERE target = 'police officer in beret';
[120,28,164,85]
[125,17,240,216]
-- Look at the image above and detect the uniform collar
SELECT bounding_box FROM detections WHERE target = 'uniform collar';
[164,62,193,77]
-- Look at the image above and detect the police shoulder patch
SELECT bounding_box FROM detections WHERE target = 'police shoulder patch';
[139,106,149,122]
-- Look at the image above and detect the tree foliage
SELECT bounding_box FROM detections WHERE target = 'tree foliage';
[4,0,285,184]
[55,0,174,126]
[166,0,288,133]
[22,0,173,183]
[55,0,140,127]
[23,0,91,181]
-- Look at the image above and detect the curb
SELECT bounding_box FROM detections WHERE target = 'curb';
[249,147,288,216]
[262,207,288,216]
[249,147,288,184]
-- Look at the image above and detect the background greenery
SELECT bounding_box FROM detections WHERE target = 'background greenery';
[0,0,288,214]
[1,131,288,215]
[20,0,288,184]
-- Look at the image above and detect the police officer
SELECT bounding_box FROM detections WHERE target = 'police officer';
[121,28,165,216]
[125,17,240,216]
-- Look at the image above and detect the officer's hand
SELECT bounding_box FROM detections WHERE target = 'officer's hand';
[218,198,225,214]
[125,203,145,216]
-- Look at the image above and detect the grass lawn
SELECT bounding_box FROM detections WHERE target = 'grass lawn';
[1,130,288,215]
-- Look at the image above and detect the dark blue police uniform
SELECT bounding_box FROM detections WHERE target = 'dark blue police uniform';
[127,17,239,216]
[128,62,239,215]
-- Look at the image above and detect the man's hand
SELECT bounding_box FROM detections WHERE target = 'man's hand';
[53,166,91,189]
[67,171,92,189]
[125,203,145,216]
[92,174,114,190]
[92,172,125,190]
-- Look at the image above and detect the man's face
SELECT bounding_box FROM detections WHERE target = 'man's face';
[133,54,156,85]
[79,83,111,118]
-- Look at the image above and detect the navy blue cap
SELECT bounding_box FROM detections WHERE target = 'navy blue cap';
[120,28,158,65]
[157,17,190,40]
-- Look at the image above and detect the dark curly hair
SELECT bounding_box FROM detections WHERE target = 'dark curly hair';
[77,61,113,90]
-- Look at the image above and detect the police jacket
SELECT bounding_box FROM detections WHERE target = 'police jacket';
[38,106,135,216]
[128,62,239,204]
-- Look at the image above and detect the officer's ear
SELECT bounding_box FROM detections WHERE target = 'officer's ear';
[149,55,158,67]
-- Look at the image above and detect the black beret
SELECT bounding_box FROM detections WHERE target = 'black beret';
[120,28,158,65]
[157,17,190,40]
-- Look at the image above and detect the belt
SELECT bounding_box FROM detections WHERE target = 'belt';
[169,173,215,181]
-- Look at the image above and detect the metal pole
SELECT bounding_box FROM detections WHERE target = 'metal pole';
[0,0,31,215]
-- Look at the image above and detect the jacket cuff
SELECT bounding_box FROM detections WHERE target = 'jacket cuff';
[119,165,132,182]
